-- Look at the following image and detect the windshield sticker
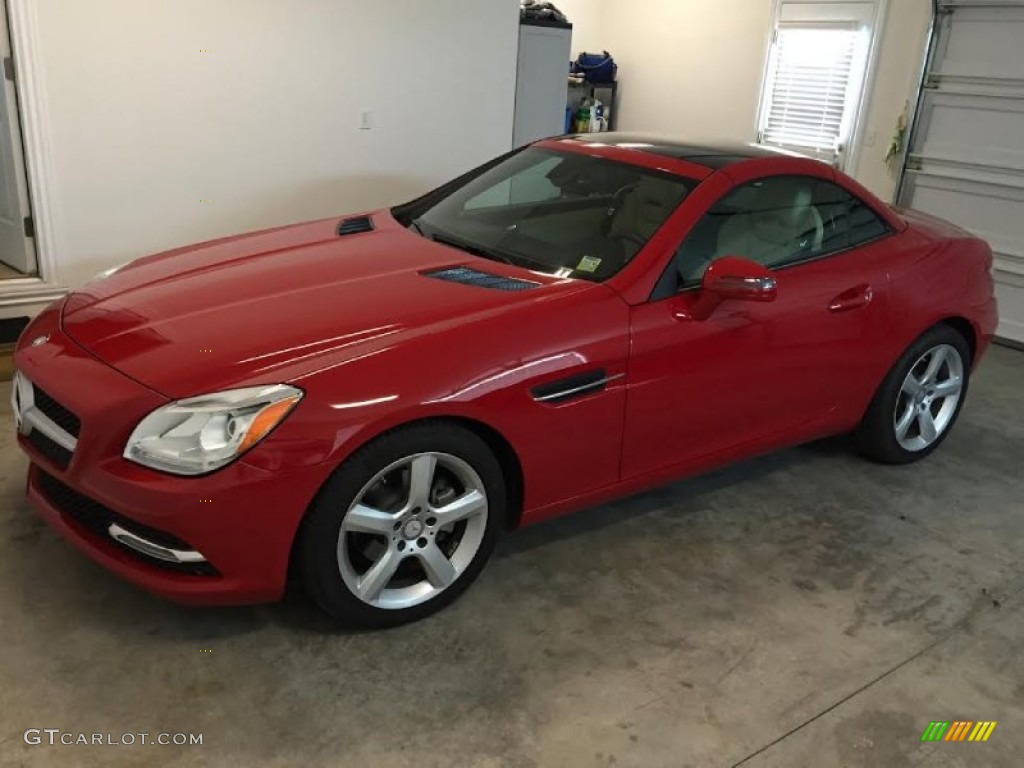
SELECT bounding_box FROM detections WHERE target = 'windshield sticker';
[576,256,602,273]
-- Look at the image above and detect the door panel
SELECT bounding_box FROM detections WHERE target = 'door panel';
[622,242,891,479]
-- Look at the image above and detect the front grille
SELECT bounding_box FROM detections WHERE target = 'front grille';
[32,385,81,438]
[27,430,72,470]
[35,470,218,577]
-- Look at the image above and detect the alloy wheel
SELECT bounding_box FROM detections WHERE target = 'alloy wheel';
[893,343,965,452]
[337,452,488,610]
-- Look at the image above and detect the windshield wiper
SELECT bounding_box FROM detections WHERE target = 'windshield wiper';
[430,233,517,267]
[421,225,558,275]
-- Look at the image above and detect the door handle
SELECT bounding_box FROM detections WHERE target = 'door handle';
[828,284,873,313]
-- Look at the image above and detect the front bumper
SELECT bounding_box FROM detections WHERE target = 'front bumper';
[13,309,330,606]
[23,459,324,605]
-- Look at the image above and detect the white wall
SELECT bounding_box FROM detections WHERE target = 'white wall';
[600,0,775,143]
[855,0,932,199]
[550,0,932,201]
[556,0,608,57]
[31,0,520,289]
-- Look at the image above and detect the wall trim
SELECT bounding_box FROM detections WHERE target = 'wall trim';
[0,282,66,312]
[5,0,65,296]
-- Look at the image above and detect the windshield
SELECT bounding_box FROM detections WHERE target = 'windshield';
[397,148,696,282]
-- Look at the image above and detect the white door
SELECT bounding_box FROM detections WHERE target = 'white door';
[0,0,36,276]
[899,2,1024,343]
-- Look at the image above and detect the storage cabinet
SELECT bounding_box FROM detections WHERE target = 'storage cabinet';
[513,19,573,148]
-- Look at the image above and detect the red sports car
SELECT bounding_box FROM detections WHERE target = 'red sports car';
[12,134,997,626]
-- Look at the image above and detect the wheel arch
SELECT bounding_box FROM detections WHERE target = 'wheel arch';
[939,315,978,365]
[342,414,524,527]
[860,315,978,426]
[286,413,526,588]
[856,316,974,464]
[884,315,979,379]
[433,415,525,531]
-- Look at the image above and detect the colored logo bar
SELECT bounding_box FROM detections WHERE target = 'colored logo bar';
[921,721,997,742]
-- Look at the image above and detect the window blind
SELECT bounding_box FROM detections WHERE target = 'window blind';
[761,25,862,160]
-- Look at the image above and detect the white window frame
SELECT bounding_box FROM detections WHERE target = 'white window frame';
[756,0,888,175]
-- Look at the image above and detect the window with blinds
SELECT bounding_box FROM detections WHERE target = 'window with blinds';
[758,23,870,166]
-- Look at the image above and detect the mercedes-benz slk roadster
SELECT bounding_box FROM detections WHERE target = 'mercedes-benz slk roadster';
[12,134,997,626]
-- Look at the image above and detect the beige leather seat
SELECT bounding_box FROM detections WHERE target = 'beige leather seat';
[714,179,824,266]
[608,176,687,250]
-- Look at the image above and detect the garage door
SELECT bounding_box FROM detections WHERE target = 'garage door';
[898,0,1024,343]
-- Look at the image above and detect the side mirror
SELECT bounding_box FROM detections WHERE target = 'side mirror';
[686,257,778,321]
[705,256,778,302]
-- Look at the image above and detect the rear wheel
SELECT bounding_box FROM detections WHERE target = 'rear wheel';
[857,325,971,464]
[298,423,505,627]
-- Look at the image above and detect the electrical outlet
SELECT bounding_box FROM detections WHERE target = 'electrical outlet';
[360,110,372,131]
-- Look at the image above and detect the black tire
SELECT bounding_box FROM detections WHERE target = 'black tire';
[856,324,971,465]
[297,422,505,628]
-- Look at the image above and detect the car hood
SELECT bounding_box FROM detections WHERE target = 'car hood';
[62,212,584,398]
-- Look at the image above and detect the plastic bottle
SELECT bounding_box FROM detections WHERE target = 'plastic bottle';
[576,106,590,133]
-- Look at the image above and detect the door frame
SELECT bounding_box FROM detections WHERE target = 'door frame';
[1,0,65,310]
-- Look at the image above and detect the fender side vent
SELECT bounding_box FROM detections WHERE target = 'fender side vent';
[424,266,539,292]
[337,216,374,236]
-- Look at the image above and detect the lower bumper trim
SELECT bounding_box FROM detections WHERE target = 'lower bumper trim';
[107,523,208,565]
[34,468,219,577]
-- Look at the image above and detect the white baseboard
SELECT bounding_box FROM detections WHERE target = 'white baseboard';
[0,279,66,319]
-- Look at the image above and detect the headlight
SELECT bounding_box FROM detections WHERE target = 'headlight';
[124,385,303,476]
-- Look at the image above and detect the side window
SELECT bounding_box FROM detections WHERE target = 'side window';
[672,176,890,289]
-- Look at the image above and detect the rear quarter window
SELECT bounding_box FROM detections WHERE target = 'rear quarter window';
[820,188,891,252]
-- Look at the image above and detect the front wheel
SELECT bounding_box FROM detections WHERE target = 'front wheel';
[298,423,505,627]
[856,325,971,464]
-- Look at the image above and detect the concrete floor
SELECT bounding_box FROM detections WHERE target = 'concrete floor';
[0,346,1021,768]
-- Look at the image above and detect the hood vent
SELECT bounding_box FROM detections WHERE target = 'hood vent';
[424,266,540,292]
[337,216,374,236]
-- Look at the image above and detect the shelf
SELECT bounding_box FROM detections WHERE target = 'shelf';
[567,80,618,132]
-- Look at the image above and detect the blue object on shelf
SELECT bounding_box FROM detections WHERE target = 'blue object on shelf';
[571,51,617,84]
[565,106,573,134]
